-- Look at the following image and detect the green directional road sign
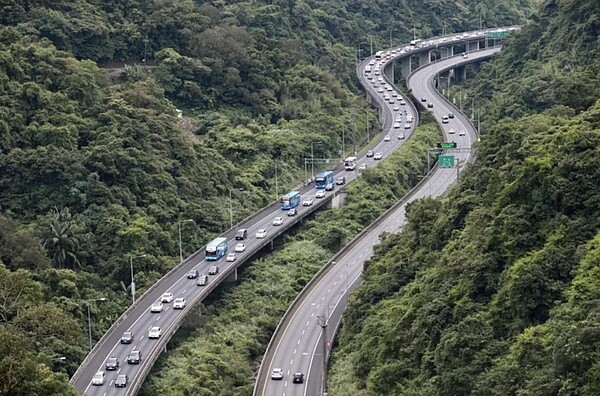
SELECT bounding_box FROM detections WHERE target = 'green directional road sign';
[487,31,510,39]
[438,142,457,149]
[439,155,456,168]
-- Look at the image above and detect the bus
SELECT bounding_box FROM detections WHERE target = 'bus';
[280,191,301,210]
[410,39,423,46]
[315,171,334,189]
[344,156,357,171]
[205,237,228,261]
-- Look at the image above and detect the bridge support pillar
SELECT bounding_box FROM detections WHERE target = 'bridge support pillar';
[418,50,431,68]
[384,61,394,84]
[400,57,412,78]
[331,192,347,209]
[225,268,238,282]
[454,65,467,82]
[468,41,480,53]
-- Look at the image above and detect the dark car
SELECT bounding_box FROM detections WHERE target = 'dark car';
[197,274,208,286]
[448,113,455,119]
[208,265,219,275]
[336,176,346,185]
[293,372,305,384]
[127,350,141,364]
[235,229,248,240]
[105,357,119,371]
[120,331,134,344]
[287,208,297,217]
[187,269,199,279]
[366,150,374,157]
[427,102,434,108]
[420,97,427,102]
[115,374,128,388]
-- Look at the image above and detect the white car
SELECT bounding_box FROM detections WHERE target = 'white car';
[161,293,173,303]
[235,243,246,252]
[256,229,268,238]
[400,100,406,105]
[148,326,161,339]
[226,252,237,262]
[392,92,398,97]
[377,88,384,93]
[271,368,284,380]
[173,298,186,309]
[272,217,284,226]
[374,153,382,160]
[398,134,406,140]
[303,198,314,206]
[92,371,106,386]
[459,130,466,136]
[404,123,411,129]
[393,105,400,111]
[384,135,391,141]
[358,163,368,170]
[150,301,163,313]
[316,190,326,198]
[442,116,449,124]
[386,86,393,91]
[448,128,456,134]
[393,122,401,129]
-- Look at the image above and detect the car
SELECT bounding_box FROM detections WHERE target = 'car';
[92,371,106,386]
[427,102,434,108]
[442,116,449,124]
[448,128,456,134]
[161,292,174,303]
[459,130,466,136]
[271,368,284,380]
[395,114,402,121]
[227,252,237,262]
[448,113,455,118]
[187,269,199,279]
[384,135,391,141]
[235,229,248,240]
[389,98,395,104]
[127,350,142,364]
[115,374,128,388]
[173,298,186,309]
[377,88,384,93]
[325,183,334,191]
[386,86,393,91]
[404,123,411,129]
[393,105,400,111]
[256,229,268,238]
[120,331,134,344]
[293,372,305,384]
[148,326,161,339]
[366,150,374,157]
[392,92,398,97]
[150,301,163,313]
[400,99,406,105]
[209,265,219,275]
[336,176,346,185]
[462,53,468,59]
[358,163,368,170]
[366,74,373,80]
[105,357,119,371]
[420,97,427,102]
[197,274,208,286]
[374,152,382,160]
[303,198,314,206]
[235,243,246,252]
[287,208,297,217]
[393,122,401,129]
[316,190,326,198]
[398,133,406,140]
[272,217,284,226]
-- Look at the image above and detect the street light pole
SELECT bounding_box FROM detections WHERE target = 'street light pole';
[86,298,107,352]
[229,189,233,229]
[178,219,194,263]
[130,254,146,304]
[311,142,316,179]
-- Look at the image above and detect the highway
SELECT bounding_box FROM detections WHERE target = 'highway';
[254,37,504,396]
[72,48,421,396]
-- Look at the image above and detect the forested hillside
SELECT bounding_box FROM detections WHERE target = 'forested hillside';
[328,0,600,394]
[0,0,531,394]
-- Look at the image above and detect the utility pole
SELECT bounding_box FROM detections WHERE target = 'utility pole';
[274,161,279,199]
[471,98,475,121]
[317,314,329,395]
[366,108,370,143]
[370,38,373,56]
[311,143,315,180]
[351,108,356,155]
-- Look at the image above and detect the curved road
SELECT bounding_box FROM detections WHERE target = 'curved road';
[255,40,504,395]
[73,47,420,396]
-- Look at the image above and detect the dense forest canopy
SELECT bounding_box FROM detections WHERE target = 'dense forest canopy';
[0,0,533,394]
[329,0,600,394]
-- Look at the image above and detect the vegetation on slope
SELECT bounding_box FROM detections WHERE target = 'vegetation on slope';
[328,0,600,394]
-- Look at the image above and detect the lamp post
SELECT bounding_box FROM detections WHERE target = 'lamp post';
[86,298,107,352]
[178,219,194,263]
[129,254,146,305]
[388,28,397,48]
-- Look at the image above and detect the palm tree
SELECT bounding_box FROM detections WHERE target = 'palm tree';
[42,208,82,269]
